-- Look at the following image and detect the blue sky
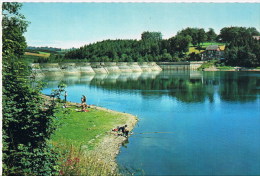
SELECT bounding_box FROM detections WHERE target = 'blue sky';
[21,3,260,49]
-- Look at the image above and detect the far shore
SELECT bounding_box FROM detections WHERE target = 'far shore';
[203,67,260,72]
[32,62,260,78]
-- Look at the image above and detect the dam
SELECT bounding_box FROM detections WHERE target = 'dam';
[31,61,204,77]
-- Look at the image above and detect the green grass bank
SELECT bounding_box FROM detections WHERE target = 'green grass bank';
[50,102,138,175]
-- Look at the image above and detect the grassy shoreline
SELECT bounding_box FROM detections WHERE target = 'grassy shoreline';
[198,61,260,71]
[48,98,138,175]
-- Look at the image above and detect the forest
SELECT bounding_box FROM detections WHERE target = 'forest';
[62,27,260,67]
[64,29,213,62]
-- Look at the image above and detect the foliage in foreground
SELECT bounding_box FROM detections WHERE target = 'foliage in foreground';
[2,2,60,175]
[2,61,61,175]
[56,145,120,176]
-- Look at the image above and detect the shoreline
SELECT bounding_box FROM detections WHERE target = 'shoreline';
[30,61,204,77]
[43,95,138,172]
[88,105,138,171]
[203,66,260,72]
[204,69,260,71]
[32,62,259,78]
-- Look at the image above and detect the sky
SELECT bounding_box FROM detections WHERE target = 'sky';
[20,3,260,49]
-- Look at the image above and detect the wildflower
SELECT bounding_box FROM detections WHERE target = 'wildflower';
[66,159,72,166]
[74,157,80,163]
[59,170,64,175]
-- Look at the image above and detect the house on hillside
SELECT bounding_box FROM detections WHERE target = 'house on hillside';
[253,36,260,40]
[202,45,224,60]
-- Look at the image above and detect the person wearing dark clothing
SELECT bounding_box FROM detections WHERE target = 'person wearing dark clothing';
[118,125,129,137]
[81,95,87,111]
[81,95,86,104]
[118,125,126,132]
[124,127,129,137]
[64,91,67,102]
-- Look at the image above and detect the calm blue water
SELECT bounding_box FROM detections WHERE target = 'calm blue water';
[41,71,260,175]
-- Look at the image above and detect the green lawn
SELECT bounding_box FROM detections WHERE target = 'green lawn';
[189,42,225,47]
[197,60,217,70]
[188,42,225,54]
[189,47,203,54]
[51,106,127,149]
[38,51,50,55]
[217,66,235,70]
[49,105,127,175]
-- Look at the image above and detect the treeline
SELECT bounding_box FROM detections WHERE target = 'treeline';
[27,46,62,52]
[221,27,260,67]
[64,28,219,62]
[64,27,260,67]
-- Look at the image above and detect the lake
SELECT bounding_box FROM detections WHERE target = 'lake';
[41,71,260,175]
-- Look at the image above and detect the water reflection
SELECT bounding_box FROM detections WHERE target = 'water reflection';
[219,72,260,102]
[40,70,260,175]
[41,71,260,103]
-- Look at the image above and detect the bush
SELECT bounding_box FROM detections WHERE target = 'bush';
[3,143,59,175]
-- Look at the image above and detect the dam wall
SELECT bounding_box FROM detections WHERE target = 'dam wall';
[31,61,203,77]
[156,61,204,71]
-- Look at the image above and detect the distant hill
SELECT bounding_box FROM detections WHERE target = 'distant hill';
[24,51,50,58]
[24,46,70,63]
[27,46,62,52]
